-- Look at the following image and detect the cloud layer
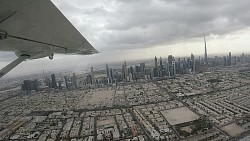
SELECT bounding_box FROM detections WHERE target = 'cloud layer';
[53,0,250,51]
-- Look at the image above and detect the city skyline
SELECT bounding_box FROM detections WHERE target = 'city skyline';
[0,50,249,80]
[17,50,248,92]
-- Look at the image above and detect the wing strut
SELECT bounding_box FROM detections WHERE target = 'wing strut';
[0,54,30,78]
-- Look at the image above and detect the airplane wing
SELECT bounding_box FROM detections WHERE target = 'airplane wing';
[0,0,98,78]
[0,0,98,58]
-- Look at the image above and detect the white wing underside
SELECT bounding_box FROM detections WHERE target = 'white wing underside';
[0,0,98,58]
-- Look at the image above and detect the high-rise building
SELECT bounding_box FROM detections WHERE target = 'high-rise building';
[168,55,173,65]
[122,64,125,81]
[228,52,232,66]
[106,63,109,78]
[172,60,176,76]
[168,55,173,76]
[232,56,236,65]
[109,68,113,81]
[33,79,38,92]
[64,76,69,89]
[154,56,158,70]
[195,59,201,72]
[72,73,77,89]
[159,57,163,77]
[204,36,208,65]
[106,63,113,83]
[124,61,127,80]
[135,65,140,73]
[140,63,145,77]
[21,79,38,92]
[128,66,134,81]
[165,61,169,76]
[191,53,194,61]
[240,53,245,64]
[22,80,32,92]
[190,53,195,72]
[58,81,63,90]
[153,68,158,77]
[223,56,227,66]
[129,66,133,74]
[86,74,92,85]
[179,61,184,74]
[91,67,95,85]
[51,74,57,88]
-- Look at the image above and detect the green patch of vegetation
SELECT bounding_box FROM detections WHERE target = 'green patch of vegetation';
[178,129,190,137]
[207,79,222,83]
[176,119,212,137]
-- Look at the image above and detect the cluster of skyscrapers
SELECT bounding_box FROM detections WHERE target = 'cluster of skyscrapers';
[21,51,249,93]
[21,73,78,92]
[21,79,39,92]
[21,36,249,92]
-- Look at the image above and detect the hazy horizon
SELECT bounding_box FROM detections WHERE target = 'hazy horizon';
[1,51,249,80]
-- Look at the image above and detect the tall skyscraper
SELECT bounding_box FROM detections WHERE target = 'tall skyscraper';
[72,73,77,89]
[109,68,113,81]
[21,79,39,93]
[168,55,173,65]
[232,56,237,65]
[190,53,195,72]
[223,56,227,66]
[165,61,169,76]
[140,63,145,77]
[129,66,133,74]
[228,52,232,66]
[64,76,70,89]
[159,57,163,77]
[204,36,208,65]
[155,56,158,70]
[51,74,57,88]
[172,60,176,76]
[22,80,32,92]
[58,81,63,90]
[191,53,194,61]
[160,57,163,70]
[91,67,95,85]
[124,61,127,79]
[106,63,109,78]
[122,64,126,81]
[33,79,38,92]
[86,74,92,85]
[168,55,173,76]
[240,53,245,64]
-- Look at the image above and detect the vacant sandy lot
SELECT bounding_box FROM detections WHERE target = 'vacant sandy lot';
[89,90,114,103]
[222,123,246,137]
[97,116,115,127]
[79,90,114,105]
[161,107,199,125]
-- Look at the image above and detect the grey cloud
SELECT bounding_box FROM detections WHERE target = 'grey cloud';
[2,0,250,62]
[53,0,250,52]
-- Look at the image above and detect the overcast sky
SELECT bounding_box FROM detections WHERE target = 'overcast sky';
[1,0,250,78]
